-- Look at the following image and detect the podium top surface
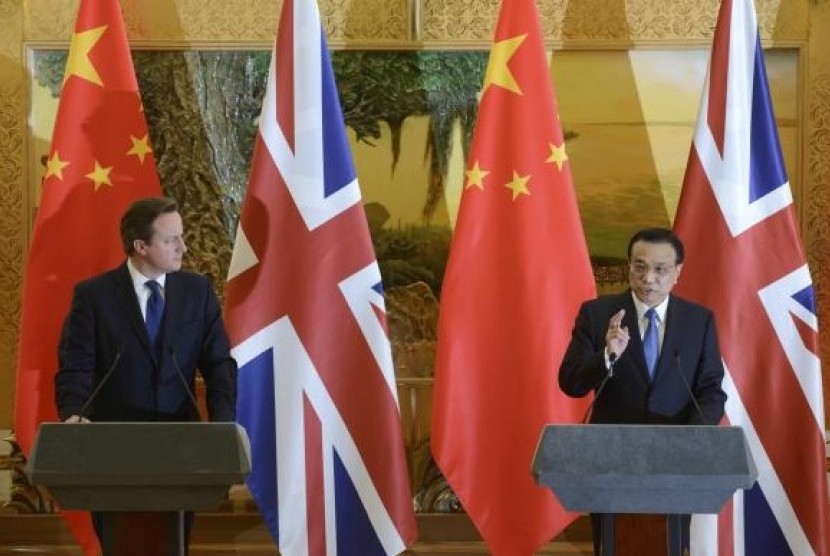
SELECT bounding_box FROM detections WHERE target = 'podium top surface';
[27,422,251,486]
[533,424,756,477]
[531,424,758,513]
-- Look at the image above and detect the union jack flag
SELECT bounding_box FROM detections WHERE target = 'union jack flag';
[223,0,417,553]
[674,0,829,554]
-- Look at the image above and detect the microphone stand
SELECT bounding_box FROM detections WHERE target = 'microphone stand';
[673,351,707,424]
[77,347,124,420]
[170,347,201,419]
[582,352,617,424]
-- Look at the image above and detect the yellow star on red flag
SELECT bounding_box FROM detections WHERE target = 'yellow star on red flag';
[85,161,113,190]
[546,142,569,171]
[505,170,531,200]
[63,25,107,86]
[127,135,153,164]
[482,34,527,95]
[44,151,70,181]
[465,161,490,190]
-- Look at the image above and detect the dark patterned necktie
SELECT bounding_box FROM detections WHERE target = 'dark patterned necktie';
[145,280,164,345]
[643,307,659,379]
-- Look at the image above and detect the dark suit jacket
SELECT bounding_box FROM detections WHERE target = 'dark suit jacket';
[559,291,726,425]
[55,263,237,422]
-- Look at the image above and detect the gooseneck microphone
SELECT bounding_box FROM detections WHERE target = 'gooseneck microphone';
[169,346,201,418]
[77,346,124,420]
[673,350,706,424]
[581,351,618,424]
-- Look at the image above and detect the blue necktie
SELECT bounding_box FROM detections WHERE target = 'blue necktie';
[145,280,164,345]
[643,307,659,378]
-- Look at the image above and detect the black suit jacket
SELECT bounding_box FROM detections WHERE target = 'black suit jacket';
[559,291,726,425]
[55,263,237,422]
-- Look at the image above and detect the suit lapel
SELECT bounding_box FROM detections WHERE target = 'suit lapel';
[160,272,184,356]
[655,295,682,382]
[113,263,155,356]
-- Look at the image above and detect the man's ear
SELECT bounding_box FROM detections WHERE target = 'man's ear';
[133,239,147,255]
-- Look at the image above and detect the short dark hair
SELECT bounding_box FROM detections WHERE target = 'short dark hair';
[627,227,684,265]
[120,197,179,255]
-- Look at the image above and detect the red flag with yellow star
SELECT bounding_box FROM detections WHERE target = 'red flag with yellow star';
[430,0,595,552]
[15,0,160,553]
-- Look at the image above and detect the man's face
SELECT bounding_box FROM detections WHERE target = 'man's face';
[628,240,682,306]
[133,211,186,277]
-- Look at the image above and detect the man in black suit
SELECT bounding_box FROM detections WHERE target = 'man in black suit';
[559,227,726,554]
[54,196,237,548]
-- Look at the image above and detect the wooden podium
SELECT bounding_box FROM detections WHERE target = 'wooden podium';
[26,422,251,556]
[532,424,757,556]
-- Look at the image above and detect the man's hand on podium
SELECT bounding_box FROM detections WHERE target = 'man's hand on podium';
[64,415,91,424]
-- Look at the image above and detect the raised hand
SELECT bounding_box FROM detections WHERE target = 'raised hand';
[605,309,630,360]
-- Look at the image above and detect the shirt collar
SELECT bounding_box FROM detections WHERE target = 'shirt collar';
[127,258,167,290]
[630,291,669,323]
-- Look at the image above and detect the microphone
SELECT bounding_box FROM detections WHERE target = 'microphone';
[673,350,706,424]
[169,346,201,419]
[581,351,618,424]
[77,346,124,420]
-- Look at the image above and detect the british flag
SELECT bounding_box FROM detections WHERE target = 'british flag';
[674,0,829,554]
[223,0,417,554]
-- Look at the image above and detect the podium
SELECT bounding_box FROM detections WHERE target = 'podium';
[532,424,757,556]
[26,422,251,556]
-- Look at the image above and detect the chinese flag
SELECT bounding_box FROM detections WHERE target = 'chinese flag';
[14,0,161,553]
[430,0,596,553]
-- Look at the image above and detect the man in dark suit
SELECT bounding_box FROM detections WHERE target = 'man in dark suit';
[559,227,726,554]
[54,196,237,550]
